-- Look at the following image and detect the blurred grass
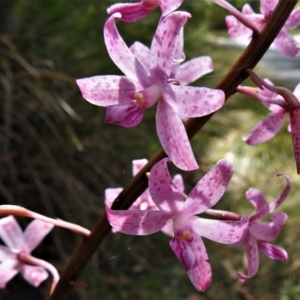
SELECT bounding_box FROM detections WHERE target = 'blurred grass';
[1,0,300,299]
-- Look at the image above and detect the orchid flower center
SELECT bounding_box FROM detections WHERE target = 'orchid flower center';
[175,229,193,242]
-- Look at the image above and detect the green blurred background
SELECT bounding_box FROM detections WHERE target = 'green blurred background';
[1,0,300,299]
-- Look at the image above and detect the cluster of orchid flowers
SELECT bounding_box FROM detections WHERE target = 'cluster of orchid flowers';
[1,0,300,296]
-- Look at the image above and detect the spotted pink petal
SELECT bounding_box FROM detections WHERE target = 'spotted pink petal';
[105,188,123,207]
[245,188,267,212]
[258,241,288,260]
[106,206,170,235]
[149,158,186,214]
[0,216,23,252]
[105,103,144,127]
[130,42,150,73]
[175,56,213,86]
[238,233,259,281]
[0,260,18,288]
[190,216,248,244]
[158,0,183,16]
[274,30,300,57]
[225,15,252,39]
[260,0,278,18]
[284,8,300,29]
[107,3,152,23]
[184,160,233,215]
[156,100,198,171]
[163,85,225,118]
[242,110,286,145]
[150,11,190,84]
[290,107,300,173]
[19,265,49,287]
[22,220,54,253]
[104,13,150,86]
[76,76,142,106]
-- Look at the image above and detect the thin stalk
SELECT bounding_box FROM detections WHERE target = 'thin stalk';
[49,0,298,298]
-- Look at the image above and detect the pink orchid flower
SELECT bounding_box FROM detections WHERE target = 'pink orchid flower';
[77,11,224,171]
[214,0,300,57]
[237,174,290,281]
[105,158,184,236]
[238,69,300,173]
[107,0,183,23]
[0,216,59,291]
[106,158,248,291]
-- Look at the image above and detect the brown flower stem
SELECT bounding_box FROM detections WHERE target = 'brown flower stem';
[49,0,298,299]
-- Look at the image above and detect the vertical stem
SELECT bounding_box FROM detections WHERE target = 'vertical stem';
[49,0,298,299]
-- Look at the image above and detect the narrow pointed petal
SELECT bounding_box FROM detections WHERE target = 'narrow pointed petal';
[104,13,150,85]
[190,216,248,244]
[290,107,300,173]
[250,212,287,242]
[225,15,252,39]
[106,206,170,235]
[0,216,24,252]
[150,11,191,84]
[242,111,286,145]
[149,158,186,214]
[274,31,300,57]
[130,42,150,73]
[105,103,144,127]
[0,245,15,261]
[187,235,212,291]
[173,174,184,193]
[132,159,148,175]
[170,238,197,271]
[22,220,53,253]
[158,0,183,16]
[0,260,18,288]
[245,188,267,212]
[184,160,233,215]
[284,8,300,29]
[19,265,48,287]
[175,56,213,85]
[107,3,152,23]
[238,234,259,281]
[164,85,224,118]
[258,241,288,261]
[76,76,142,106]
[156,100,198,170]
[105,188,123,207]
[260,0,278,17]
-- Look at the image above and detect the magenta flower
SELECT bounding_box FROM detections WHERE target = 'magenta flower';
[106,158,248,291]
[237,175,290,281]
[214,0,300,57]
[107,0,183,23]
[77,12,224,171]
[0,216,59,290]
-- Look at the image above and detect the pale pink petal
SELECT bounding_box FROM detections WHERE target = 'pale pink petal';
[0,260,19,288]
[245,188,267,212]
[170,238,197,271]
[150,11,190,84]
[76,76,142,106]
[132,159,148,175]
[293,82,300,99]
[175,56,213,85]
[149,158,186,214]
[190,216,248,244]
[0,246,15,261]
[274,30,300,57]
[22,220,53,253]
[0,216,24,252]
[260,0,278,18]
[107,3,152,23]
[290,107,300,173]
[130,42,150,73]
[161,220,174,237]
[106,206,170,235]
[258,241,288,260]
[242,110,286,145]
[242,3,254,14]
[156,100,198,171]
[184,160,233,215]
[158,0,183,16]
[238,233,259,281]
[250,212,287,241]
[104,188,123,207]
[105,103,144,127]
[104,13,150,85]
[173,174,184,193]
[19,265,48,287]
[284,8,300,29]
[187,235,212,291]
[225,15,253,39]
[163,85,224,118]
